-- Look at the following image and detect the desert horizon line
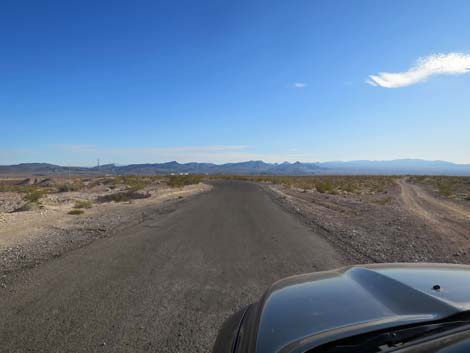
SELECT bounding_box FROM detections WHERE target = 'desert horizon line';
[2,158,470,168]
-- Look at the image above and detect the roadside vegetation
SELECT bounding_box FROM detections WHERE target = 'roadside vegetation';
[213,175,397,195]
[8,185,49,212]
[0,174,203,214]
[168,174,202,188]
[121,175,152,190]
[65,199,93,216]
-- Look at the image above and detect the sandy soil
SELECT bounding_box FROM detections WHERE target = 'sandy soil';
[264,178,470,264]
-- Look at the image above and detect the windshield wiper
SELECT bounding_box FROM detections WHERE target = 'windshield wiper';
[315,319,470,353]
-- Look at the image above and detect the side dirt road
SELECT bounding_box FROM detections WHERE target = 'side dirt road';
[266,177,470,265]
[398,179,470,237]
[0,181,345,353]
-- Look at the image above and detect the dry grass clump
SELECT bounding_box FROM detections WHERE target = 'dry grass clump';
[74,200,93,209]
[67,199,92,215]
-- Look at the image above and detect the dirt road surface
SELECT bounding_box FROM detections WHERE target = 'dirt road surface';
[398,179,470,244]
[0,181,345,353]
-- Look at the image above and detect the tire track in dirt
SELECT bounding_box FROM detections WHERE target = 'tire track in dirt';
[398,179,470,244]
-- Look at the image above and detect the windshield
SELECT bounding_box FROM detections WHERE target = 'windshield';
[311,313,470,353]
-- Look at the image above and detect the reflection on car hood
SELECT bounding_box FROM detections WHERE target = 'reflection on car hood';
[255,263,470,353]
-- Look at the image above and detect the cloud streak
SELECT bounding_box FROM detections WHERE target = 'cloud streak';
[367,53,470,88]
[291,82,307,88]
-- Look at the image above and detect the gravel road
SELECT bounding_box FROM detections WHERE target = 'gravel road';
[0,181,346,353]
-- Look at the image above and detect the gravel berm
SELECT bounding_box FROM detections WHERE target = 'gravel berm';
[0,181,346,353]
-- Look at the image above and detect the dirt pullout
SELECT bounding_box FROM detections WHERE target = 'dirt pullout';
[264,178,470,265]
[0,183,211,287]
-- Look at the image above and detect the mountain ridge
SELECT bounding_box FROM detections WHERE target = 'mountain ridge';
[1,159,470,176]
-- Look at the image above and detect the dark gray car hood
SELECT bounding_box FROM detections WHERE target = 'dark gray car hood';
[255,263,470,353]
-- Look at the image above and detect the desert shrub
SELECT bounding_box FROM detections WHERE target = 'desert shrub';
[68,209,84,215]
[168,175,202,188]
[437,182,452,196]
[74,200,92,209]
[339,183,356,193]
[464,196,470,201]
[57,183,81,192]
[24,188,46,203]
[121,176,150,190]
[96,190,151,203]
[316,182,335,194]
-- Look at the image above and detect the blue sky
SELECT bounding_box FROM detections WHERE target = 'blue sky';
[1,0,470,165]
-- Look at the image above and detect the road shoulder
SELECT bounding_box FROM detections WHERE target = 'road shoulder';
[0,183,212,288]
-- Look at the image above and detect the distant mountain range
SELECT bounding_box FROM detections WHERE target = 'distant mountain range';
[1,159,470,176]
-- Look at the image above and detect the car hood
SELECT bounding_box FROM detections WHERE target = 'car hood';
[254,263,470,353]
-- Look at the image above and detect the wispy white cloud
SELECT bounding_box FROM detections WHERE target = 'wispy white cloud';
[367,53,470,88]
[291,82,307,88]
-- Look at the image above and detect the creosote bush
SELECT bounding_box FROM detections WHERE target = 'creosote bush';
[24,188,47,203]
